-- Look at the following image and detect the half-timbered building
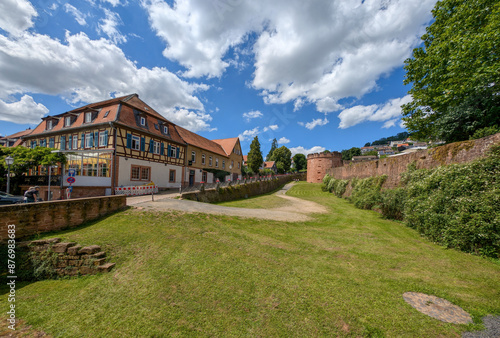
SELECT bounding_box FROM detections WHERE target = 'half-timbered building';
[20,94,243,199]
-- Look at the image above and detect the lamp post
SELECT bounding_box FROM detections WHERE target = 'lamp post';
[47,165,57,201]
[5,156,14,194]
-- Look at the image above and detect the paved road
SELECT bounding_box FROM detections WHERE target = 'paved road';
[128,183,327,222]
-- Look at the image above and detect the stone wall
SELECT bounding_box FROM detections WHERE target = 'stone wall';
[0,195,127,243]
[181,173,305,203]
[326,133,500,190]
[307,152,342,183]
[19,237,115,279]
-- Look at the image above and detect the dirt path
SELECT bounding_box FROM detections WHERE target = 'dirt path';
[130,183,327,222]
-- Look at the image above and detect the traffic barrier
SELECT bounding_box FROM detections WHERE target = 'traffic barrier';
[114,184,158,196]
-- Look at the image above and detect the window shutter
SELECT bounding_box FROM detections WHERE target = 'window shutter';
[61,136,66,150]
[94,132,99,147]
[140,137,145,152]
[176,147,180,158]
[104,130,108,146]
[81,133,85,148]
[126,133,132,149]
[89,133,93,147]
[167,145,171,157]
[160,143,164,155]
[149,139,154,152]
[68,135,72,150]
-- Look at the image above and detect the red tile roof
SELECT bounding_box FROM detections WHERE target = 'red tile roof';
[175,125,227,157]
[263,161,276,168]
[212,137,239,156]
[1,128,33,139]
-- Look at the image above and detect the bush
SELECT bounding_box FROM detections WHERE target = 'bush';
[469,125,499,140]
[321,175,349,197]
[403,145,500,258]
[349,176,387,210]
[380,188,406,221]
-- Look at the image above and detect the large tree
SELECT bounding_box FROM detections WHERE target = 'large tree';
[266,138,278,161]
[292,153,307,171]
[0,146,67,194]
[402,0,500,142]
[341,147,361,161]
[272,146,292,174]
[247,136,263,174]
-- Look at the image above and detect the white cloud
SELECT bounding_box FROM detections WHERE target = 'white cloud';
[239,124,279,141]
[98,9,127,44]
[64,4,88,26]
[238,127,260,142]
[299,117,329,130]
[278,137,290,144]
[0,95,48,124]
[290,146,326,157]
[144,0,436,110]
[242,110,263,122]
[382,119,398,129]
[264,124,278,131]
[0,0,37,36]
[102,0,126,6]
[338,105,378,129]
[337,95,412,129]
[0,31,212,131]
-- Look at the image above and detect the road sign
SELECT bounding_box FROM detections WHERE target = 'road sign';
[68,169,76,177]
[67,177,76,184]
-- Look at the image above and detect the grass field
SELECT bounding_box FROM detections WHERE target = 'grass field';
[2,182,499,337]
[216,188,291,209]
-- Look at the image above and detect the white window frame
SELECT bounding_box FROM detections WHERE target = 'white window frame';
[153,141,160,155]
[84,133,92,148]
[85,112,92,123]
[65,116,71,127]
[201,154,206,165]
[163,126,168,134]
[191,151,196,163]
[99,131,106,147]
[222,161,225,169]
[140,117,146,126]
[215,158,219,167]
[73,134,78,149]
[209,156,213,167]
[131,135,140,150]
[47,120,53,130]
[170,146,177,157]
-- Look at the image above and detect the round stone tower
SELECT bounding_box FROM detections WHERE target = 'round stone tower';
[307,152,342,183]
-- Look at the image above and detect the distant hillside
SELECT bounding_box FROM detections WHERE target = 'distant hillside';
[366,132,409,146]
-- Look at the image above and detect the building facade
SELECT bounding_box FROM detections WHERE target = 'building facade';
[20,94,242,198]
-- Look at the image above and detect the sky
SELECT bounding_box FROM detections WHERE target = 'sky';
[0,0,438,156]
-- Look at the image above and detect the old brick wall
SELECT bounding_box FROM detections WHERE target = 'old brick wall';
[326,133,500,189]
[0,195,126,242]
[307,152,342,183]
[19,238,115,279]
[182,173,305,203]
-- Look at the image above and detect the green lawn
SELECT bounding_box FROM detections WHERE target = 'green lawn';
[215,188,291,209]
[2,182,499,337]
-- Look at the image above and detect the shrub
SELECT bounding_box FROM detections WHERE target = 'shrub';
[349,176,387,210]
[469,125,499,140]
[403,146,500,258]
[380,188,406,221]
[321,175,349,197]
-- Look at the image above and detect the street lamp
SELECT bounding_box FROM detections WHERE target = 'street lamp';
[47,165,57,201]
[5,156,14,194]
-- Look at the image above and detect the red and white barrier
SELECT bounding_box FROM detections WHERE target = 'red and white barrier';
[115,184,158,196]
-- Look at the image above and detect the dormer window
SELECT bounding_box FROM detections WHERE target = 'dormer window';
[65,116,72,127]
[163,126,168,134]
[140,117,146,126]
[46,120,53,130]
[85,112,92,123]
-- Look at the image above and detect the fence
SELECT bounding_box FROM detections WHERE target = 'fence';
[114,184,159,196]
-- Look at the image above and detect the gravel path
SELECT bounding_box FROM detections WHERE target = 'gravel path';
[128,183,327,222]
[462,316,500,338]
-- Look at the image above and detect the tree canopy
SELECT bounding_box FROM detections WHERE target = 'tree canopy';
[266,138,278,161]
[292,153,307,171]
[402,0,500,142]
[273,146,292,174]
[247,136,263,174]
[341,147,361,161]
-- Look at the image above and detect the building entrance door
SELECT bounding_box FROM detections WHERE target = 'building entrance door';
[189,170,195,186]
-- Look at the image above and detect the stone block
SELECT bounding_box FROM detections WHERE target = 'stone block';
[67,245,83,255]
[97,263,115,273]
[52,242,77,253]
[90,251,106,259]
[92,258,106,266]
[78,245,101,255]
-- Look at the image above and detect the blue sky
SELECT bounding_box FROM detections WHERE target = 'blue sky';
[0,0,437,156]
